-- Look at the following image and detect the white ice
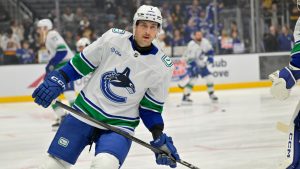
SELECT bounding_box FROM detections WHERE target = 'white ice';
[0,87,298,169]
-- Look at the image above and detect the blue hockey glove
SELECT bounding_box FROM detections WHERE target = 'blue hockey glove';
[32,70,66,108]
[187,61,199,78]
[150,133,180,168]
[207,56,214,64]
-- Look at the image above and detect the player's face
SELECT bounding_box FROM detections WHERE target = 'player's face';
[194,32,202,42]
[77,46,84,52]
[36,27,48,44]
[135,20,159,47]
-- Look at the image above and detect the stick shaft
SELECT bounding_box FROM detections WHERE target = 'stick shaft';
[55,101,200,169]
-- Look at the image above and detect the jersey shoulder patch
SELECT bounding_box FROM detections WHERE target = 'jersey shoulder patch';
[111,28,125,34]
[161,55,173,67]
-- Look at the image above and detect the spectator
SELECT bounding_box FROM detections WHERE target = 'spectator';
[172,29,185,46]
[171,3,185,28]
[263,25,279,52]
[62,7,75,23]
[156,30,167,49]
[195,10,213,34]
[278,25,293,51]
[64,31,76,51]
[183,18,197,43]
[74,7,85,25]
[232,31,245,54]
[1,28,21,64]
[16,40,35,64]
[104,0,117,21]
[10,20,24,41]
[204,31,218,49]
[219,29,233,54]
[62,7,75,32]
[186,0,202,18]
[230,21,238,36]
[164,16,175,45]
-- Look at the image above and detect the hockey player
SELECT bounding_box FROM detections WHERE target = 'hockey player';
[32,5,180,169]
[179,30,218,104]
[36,19,77,130]
[269,15,300,168]
[76,37,90,53]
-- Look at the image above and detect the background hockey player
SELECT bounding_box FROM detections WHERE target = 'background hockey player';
[269,3,300,167]
[32,5,180,169]
[36,19,77,130]
[179,30,218,104]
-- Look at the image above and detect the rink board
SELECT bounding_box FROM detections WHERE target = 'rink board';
[0,52,289,102]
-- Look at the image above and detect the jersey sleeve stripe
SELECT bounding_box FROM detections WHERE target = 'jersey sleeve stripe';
[56,44,67,52]
[71,53,94,75]
[145,92,164,105]
[80,52,96,69]
[291,51,300,58]
[70,59,85,76]
[291,43,300,54]
[56,44,67,50]
[139,96,163,113]
[139,106,161,113]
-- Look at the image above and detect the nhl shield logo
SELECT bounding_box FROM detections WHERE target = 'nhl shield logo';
[100,67,135,103]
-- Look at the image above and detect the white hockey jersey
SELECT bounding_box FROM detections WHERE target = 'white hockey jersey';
[45,30,74,65]
[70,28,174,134]
[183,38,213,67]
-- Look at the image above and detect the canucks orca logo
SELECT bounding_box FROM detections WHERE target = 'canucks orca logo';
[100,67,135,103]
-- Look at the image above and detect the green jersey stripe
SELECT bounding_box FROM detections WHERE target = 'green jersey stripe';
[139,96,163,113]
[56,44,67,50]
[70,60,85,76]
[74,94,140,129]
[291,43,300,54]
[71,53,94,75]
[145,94,163,106]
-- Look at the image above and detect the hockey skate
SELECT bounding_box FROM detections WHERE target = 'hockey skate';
[51,115,66,131]
[181,94,193,105]
[209,93,218,103]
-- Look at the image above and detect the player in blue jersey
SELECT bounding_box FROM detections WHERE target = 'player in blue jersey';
[32,5,180,169]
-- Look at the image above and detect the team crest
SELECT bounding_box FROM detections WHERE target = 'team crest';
[100,67,135,103]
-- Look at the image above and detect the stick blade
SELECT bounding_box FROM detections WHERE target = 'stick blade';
[276,121,289,133]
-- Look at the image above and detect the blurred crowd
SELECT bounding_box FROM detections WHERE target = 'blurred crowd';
[0,0,298,65]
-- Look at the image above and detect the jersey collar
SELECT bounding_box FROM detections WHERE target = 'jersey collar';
[129,35,158,55]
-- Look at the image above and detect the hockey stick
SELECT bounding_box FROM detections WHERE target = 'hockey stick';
[276,100,300,133]
[55,101,200,169]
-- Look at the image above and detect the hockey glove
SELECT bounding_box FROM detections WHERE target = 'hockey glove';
[32,70,66,108]
[187,61,199,78]
[269,65,300,100]
[150,133,180,168]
